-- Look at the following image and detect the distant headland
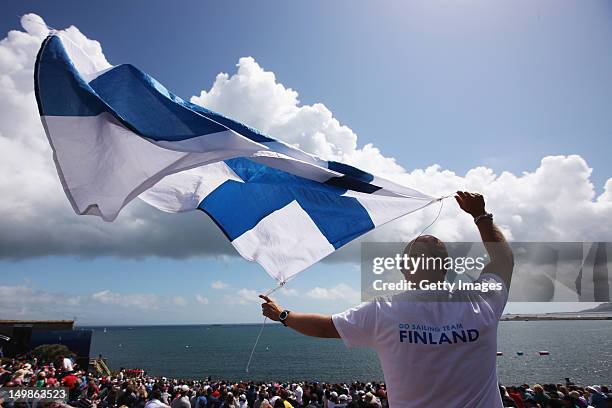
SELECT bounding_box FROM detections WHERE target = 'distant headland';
[501,303,612,321]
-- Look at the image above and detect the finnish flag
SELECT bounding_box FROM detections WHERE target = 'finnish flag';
[35,33,438,283]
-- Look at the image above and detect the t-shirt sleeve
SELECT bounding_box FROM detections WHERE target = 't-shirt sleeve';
[477,273,509,319]
[332,301,377,348]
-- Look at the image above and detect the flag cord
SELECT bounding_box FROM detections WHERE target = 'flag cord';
[406,194,449,261]
[244,316,267,373]
[245,279,286,373]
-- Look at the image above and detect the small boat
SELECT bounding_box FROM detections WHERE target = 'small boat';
[516,351,524,356]
[539,351,550,355]
[496,352,503,356]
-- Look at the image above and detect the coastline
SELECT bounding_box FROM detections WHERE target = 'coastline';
[501,313,612,321]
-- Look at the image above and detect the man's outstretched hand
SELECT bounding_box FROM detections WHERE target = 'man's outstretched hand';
[259,295,340,338]
[455,191,486,218]
[259,294,282,321]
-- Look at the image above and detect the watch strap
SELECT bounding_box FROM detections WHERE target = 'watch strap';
[474,212,493,225]
[279,310,290,326]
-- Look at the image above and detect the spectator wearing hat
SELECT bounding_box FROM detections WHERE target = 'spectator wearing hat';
[588,386,607,408]
[171,385,191,408]
[363,392,381,408]
[222,391,240,408]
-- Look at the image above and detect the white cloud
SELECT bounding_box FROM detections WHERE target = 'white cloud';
[190,57,612,245]
[173,296,187,307]
[191,57,359,159]
[0,285,81,319]
[356,154,612,245]
[0,283,214,323]
[91,290,192,310]
[224,288,260,305]
[92,290,160,310]
[195,294,209,305]
[306,283,361,303]
[0,14,609,266]
[278,287,299,297]
[0,15,233,260]
[211,280,229,290]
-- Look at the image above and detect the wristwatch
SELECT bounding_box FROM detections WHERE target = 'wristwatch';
[279,310,290,326]
[474,212,493,224]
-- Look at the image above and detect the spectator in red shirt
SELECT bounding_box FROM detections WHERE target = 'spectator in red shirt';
[87,379,100,399]
[62,372,79,389]
[507,386,525,408]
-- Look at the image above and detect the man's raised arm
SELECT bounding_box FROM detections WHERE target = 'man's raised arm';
[259,295,340,338]
[455,191,514,288]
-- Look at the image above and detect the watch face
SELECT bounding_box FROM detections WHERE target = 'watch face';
[280,310,288,320]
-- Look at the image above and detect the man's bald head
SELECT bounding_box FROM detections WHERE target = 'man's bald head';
[402,235,449,281]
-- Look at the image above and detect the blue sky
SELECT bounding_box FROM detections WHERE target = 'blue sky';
[2,0,611,187]
[0,0,610,324]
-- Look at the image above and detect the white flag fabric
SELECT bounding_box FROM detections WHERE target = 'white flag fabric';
[35,33,439,283]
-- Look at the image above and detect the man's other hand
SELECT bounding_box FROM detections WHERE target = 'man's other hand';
[259,294,282,321]
[455,191,486,218]
[259,295,339,338]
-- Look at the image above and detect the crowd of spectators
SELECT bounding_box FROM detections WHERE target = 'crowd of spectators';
[499,383,611,408]
[0,355,610,408]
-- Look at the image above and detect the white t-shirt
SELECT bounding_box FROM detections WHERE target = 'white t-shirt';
[62,357,74,372]
[332,274,508,408]
[145,399,170,408]
[294,386,303,404]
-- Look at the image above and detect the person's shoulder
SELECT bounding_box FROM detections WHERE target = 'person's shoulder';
[334,299,382,319]
[357,296,394,312]
[474,273,509,302]
[476,272,506,286]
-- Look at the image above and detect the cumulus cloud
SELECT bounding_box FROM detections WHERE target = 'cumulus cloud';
[91,289,194,310]
[0,14,610,267]
[358,154,612,245]
[190,57,612,245]
[195,294,209,305]
[0,283,213,323]
[173,296,187,307]
[0,284,80,319]
[224,288,259,305]
[306,283,361,303]
[191,57,360,160]
[211,280,229,290]
[92,290,160,310]
[278,287,299,297]
[0,15,233,260]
